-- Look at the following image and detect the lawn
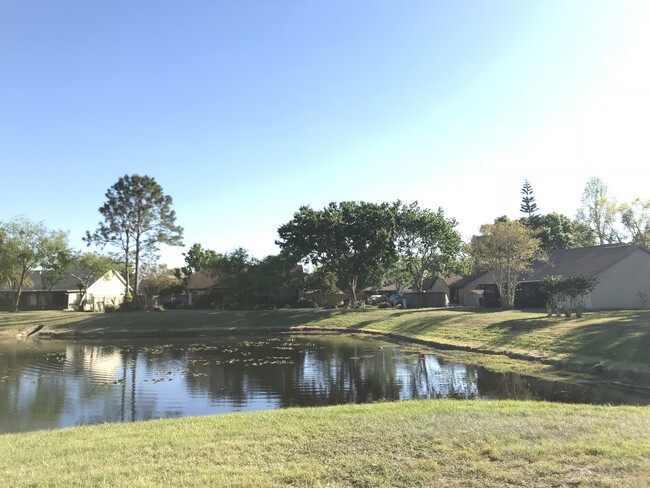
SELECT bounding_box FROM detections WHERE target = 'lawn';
[2,307,650,380]
[1,400,648,487]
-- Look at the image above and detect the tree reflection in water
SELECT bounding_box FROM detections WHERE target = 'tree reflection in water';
[0,334,648,434]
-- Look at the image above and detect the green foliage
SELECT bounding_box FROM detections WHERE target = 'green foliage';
[577,176,620,245]
[277,201,399,304]
[0,217,72,312]
[470,221,545,309]
[293,297,318,308]
[520,179,539,217]
[540,275,599,318]
[139,264,183,307]
[522,213,595,250]
[174,243,222,287]
[253,254,303,307]
[619,198,650,247]
[304,267,339,295]
[395,202,463,292]
[85,174,183,297]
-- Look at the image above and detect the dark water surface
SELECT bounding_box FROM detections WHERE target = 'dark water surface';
[1,334,648,434]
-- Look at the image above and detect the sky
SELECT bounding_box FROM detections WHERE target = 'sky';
[1,1,649,268]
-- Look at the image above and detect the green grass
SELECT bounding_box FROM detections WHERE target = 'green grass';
[3,307,649,380]
[1,400,648,487]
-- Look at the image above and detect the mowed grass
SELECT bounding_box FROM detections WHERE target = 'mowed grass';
[2,400,649,487]
[3,307,649,378]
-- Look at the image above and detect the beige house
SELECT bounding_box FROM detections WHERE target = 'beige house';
[81,270,130,311]
[0,268,129,311]
[453,244,650,310]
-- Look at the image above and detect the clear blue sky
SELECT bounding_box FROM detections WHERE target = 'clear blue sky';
[2,1,649,266]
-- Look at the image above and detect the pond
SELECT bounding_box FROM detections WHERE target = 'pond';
[1,334,648,434]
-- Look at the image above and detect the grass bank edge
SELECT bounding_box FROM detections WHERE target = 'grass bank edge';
[3,308,649,383]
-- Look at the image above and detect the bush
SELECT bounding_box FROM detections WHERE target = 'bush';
[192,294,217,309]
[119,299,141,312]
[293,298,318,308]
[377,302,393,309]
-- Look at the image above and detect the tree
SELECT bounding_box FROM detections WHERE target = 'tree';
[395,203,463,292]
[577,177,620,245]
[304,266,339,295]
[520,180,539,218]
[215,248,258,306]
[619,198,650,247]
[253,254,303,307]
[522,213,595,250]
[58,252,123,307]
[277,201,398,304]
[174,243,222,286]
[469,220,545,309]
[139,264,183,308]
[0,217,71,312]
[84,174,183,299]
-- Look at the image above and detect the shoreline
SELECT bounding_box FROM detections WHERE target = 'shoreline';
[32,322,649,387]
[5,307,650,386]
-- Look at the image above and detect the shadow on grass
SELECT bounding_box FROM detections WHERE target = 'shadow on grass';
[485,317,557,334]
[559,318,650,367]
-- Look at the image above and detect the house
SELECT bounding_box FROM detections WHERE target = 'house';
[0,268,129,312]
[186,269,221,306]
[363,275,464,308]
[454,244,650,310]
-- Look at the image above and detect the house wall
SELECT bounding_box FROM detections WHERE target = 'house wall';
[457,273,496,306]
[590,248,650,309]
[86,271,127,311]
[429,280,450,294]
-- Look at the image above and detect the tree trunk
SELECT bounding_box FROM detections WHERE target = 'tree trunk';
[123,231,131,297]
[13,270,28,312]
[134,237,140,298]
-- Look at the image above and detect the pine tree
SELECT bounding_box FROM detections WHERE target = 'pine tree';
[520,180,539,218]
[85,174,184,299]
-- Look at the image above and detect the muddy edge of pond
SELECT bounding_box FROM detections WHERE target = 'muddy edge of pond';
[25,324,650,388]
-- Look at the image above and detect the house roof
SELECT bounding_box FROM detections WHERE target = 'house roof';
[187,269,220,290]
[522,243,648,282]
[449,270,490,289]
[0,268,125,292]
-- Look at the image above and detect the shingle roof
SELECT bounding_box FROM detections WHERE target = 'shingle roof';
[449,270,490,289]
[522,243,647,282]
[187,269,220,290]
[0,268,121,292]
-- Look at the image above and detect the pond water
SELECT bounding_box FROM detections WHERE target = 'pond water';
[1,334,648,434]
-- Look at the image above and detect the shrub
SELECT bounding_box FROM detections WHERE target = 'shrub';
[293,298,318,308]
[192,294,217,309]
[540,275,599,318]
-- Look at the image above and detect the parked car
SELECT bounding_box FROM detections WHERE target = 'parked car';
[367,294,388,305]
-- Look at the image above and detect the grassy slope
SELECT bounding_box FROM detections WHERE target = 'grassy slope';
[2,400,649,487]
[3,308,649,377]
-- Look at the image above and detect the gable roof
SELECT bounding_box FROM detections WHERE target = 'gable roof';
[187,269,220,290]
[449,270,490,289]
[522,244,648,282]
[0,268,125,292]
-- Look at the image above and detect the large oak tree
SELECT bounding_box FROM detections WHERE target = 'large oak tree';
[396,202,463,292]
[277,201,398,304]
